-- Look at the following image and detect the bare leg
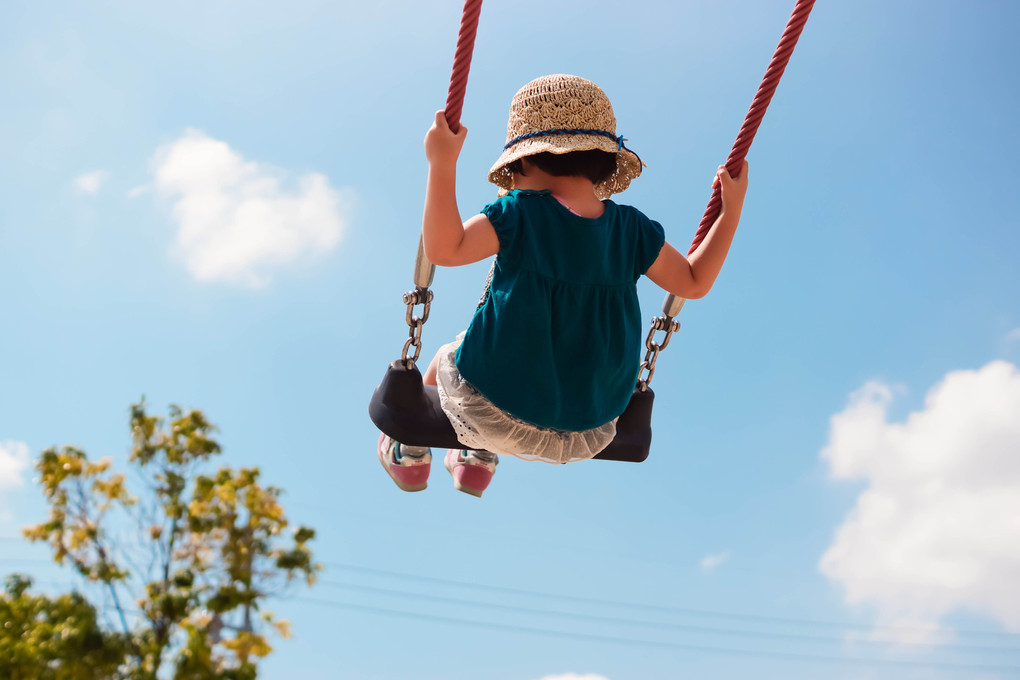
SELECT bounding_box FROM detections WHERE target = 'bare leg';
[422,349,442,387]
[424,342,500,496]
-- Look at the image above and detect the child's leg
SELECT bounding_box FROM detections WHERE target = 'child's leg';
[422,349,441,386]
[427,346,500,497]
[378,349,442,492]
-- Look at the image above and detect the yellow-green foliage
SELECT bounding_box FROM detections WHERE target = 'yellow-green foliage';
[0,574,131,680]
[9,401,321,679]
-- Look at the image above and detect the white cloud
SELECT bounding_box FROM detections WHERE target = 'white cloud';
[152,129,349,288]
[700,551,729,572]
[73,170,109,195]
[0,441,30,491]
[537,675,611,680]
[820,361,1020,643]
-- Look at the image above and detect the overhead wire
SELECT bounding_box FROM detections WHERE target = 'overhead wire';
[3,552,1017,648]
[293,596,1020,674]
[315,578,1020,657]
[323,561,1020,643]
[3,550,1018,670]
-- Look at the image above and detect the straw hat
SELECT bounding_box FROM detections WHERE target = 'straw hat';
[488,74,644,199]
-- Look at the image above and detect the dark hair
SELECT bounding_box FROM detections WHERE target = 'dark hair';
[505,150,618,185]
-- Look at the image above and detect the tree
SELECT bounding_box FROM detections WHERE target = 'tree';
[0,573,131,680]
[13,402,320,679]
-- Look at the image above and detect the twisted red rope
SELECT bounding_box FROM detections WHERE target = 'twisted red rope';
[439,0,813,268]
[687,0,816,255]
[444,0,484,134]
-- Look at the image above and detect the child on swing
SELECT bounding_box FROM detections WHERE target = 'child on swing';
[379,74,748,497]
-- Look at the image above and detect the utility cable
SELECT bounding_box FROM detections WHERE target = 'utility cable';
[317,578,1020,657]
[294,596,1020,674]
[323,561,1020,643]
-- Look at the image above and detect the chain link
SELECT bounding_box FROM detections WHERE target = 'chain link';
[636,315,682,391]
[400,287,433,370]
[397,287,679,382]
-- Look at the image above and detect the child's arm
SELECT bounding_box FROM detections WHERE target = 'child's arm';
[422,111,499,267]
[646,161,749,299]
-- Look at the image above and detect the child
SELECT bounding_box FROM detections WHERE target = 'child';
[379,74,748,497]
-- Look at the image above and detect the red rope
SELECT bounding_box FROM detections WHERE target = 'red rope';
[687,0,816,255]
[444,0,484,134]
[438,0,813,256]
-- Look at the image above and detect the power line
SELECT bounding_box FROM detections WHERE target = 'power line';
[5,550,1016,653]
[323,561,1020,642]
[317,578,1020,656]
[294,596,1020,674]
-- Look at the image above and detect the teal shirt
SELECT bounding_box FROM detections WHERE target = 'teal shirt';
[455,190,666,431]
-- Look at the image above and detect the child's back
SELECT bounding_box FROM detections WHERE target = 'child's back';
[456,188,663,432]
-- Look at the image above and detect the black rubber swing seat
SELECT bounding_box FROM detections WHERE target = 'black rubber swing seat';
[369,361,654,463]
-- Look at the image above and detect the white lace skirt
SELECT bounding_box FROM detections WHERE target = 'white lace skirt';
[434,335,617,464]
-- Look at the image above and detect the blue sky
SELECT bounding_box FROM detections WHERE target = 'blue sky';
[2,1,1020,679]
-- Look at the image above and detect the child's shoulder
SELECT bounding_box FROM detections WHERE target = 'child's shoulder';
[606,201,665,246]
[482,189,550,218]
[506,189,552,202]
[603,199,656,224]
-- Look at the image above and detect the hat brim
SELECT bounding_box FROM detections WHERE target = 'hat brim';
[488,133,644,200]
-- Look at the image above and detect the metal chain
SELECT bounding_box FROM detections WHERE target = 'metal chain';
[636,315,682,391]
[400,287,433,370]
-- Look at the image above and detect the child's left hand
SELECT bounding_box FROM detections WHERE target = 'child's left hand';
[712,161,749,213]
[425,110,467,167]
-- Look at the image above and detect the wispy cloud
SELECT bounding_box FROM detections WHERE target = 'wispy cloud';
[152,129,350,288]
[820,361,1020,643]
[73,170,109,195]
[700,551,730,572]
[1006,328,1020,344]
[0,441,30,491]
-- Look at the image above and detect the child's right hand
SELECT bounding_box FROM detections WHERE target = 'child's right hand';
[713,161,749,212]
[425,110,467,168]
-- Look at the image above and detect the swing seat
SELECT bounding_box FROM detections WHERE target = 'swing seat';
[368,361,653,462]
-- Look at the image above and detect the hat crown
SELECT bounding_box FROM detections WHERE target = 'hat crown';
[489,74,642,199]
[506,75,617,142]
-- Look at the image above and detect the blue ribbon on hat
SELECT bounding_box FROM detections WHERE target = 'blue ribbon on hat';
[504,128,630,152]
